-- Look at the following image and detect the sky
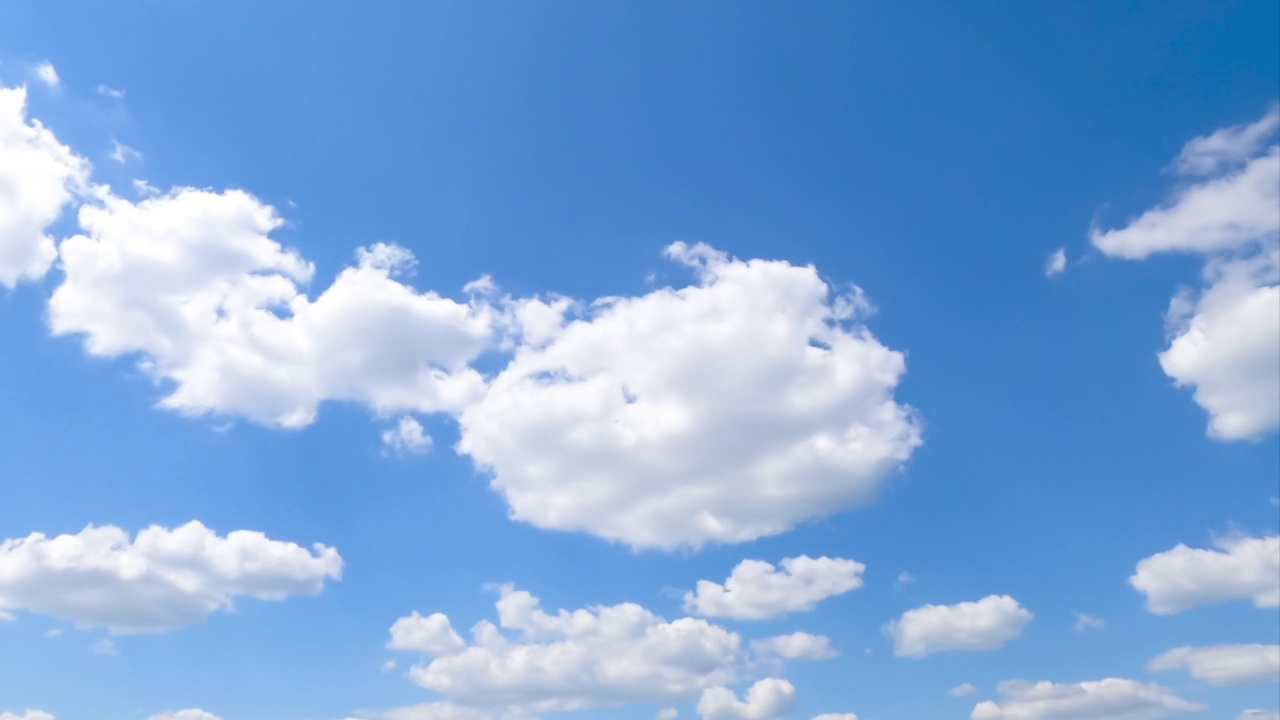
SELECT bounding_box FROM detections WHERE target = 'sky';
[0,2,1277,720]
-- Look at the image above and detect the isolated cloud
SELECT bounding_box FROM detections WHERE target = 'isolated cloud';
[697,679,796,720]
[885,595,1032,658]
[33,62,59,88]
[1044,248,1066,277]
[1090,107,1280,439]
[1073,613,1104,633]
[750,632,836,660]
[1148,644,1280,686]
[0,85,89,287]
[0,521,341,634]
[684,556,865,619]
[383,417,433,456]
[457,243,921,549]
[50,188,493,428]
[951,684,978,697]
[389,585,744,714]
[1130,533,1280,614]
[147,712,223,720]
[971,679,1202,720]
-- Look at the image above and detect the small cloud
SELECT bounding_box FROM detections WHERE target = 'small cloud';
[133,179,161,197]
[33,60,60,87]
[463,274,498,296]
[657,709,678,720]
[381,416,432,456]
[44,628,62,638]
[109,139,142,165]
[1073,612,1105,633]
[91,638,117,655]
[895,571,917,588]
[1045,247,1067,277]
[96,84,125,99]
[381,659,396,672]
[949,683,977,697]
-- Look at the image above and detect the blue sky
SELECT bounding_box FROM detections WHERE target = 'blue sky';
[0,2,1277,720]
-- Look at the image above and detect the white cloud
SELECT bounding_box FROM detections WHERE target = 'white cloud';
[971,678,1202,720]
[750,632,836,660]
[1158,249,1280,439]
[389,585,744,714]
[50,188,493,428]
[0,85,89,287]
[1238,711,1280,720]
[950,683,977,697]
[383,417,433,456]
[0,521,341,634]
[1130,533,1279,614]
[684,556,865,620]
[1148,644,1280,686]
[1044,248,1066,277]
[1072,612,1104,633]
[108,139,141,165]
[96,84,125,99]
[697,679,795,720]
[33,61,59,88]
[0,712,54,720]
[812,715,858,720]
[658,709,679,720]
[147,712,223,720]
[458,242,921,549]
[885,595,1032,658]
[895,571,917,588]
[1173,105,1280,177]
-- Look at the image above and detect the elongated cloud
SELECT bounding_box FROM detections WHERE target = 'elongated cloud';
[885,595,1032,658]
[1148,644,1280,686]
[684,556,865,619]
[971,678,1201,720]
[1130,533,1280,614]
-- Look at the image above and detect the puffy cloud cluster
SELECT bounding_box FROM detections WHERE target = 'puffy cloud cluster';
[1130,533,1279,614]
[0,521,342,634]
[0,85,89,287]
[1091,106,1280,439]
[684,556,865,619]
[697,679,795,720]
[750,632,836,660]
[1148,644,1280,686]
[970,678,1202,720]
[885,595,1032,658]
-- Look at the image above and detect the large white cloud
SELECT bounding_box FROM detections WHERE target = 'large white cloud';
[1148,644,1280,686]
[697,679,795,720]
[457,243,921,549]
[0,85,89,287]
[389,584,745,714]
[1130,533,1279,614]
[684,556,864,620]
[0,521,341,634]
[1090,107,1280,439]
[885,595,1032,658]
[970,679,1202,720]
[49,189,494,428]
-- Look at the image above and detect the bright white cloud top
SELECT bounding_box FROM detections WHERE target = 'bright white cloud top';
[1148,644,1280,686]
[0,521,342,634]
[885,595,1032,658]
[697,678,796,720]
[1130,533,1280,614]
[750,632,836,660]
[970,678,1203,720]
[684,556,865,619]
[0,85,88,287]
[1091,106,1280,439]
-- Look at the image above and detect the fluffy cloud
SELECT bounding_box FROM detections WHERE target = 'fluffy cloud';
[750,632,836,660]
[684,556,865,620]
[383,417,433,456]
[0,712,54,720]
[33,62,59,88]
[389,585,744,714]
[0,521,341,634]
[50,189,493,428]
[457,243,921,549]
[1148,644,1280,686]
[1130,533,1279,614]
[147,712,223,720]
[970,679,1202,720]
[885,595,1032,658]
[1044,248,1066,277]
[0,85,89,287]
[1090,107,1280,439]
[697,679,796,720]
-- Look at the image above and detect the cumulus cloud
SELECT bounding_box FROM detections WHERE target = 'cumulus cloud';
[684,556,865,619]
[1044,248,1066,277]
[147,712,223,720]
[0,521,342,634]
[383,417,433,456]
[0,712,54,720]
[750,632,836,660]
[970,678,1202,720]
[388,585,745,714]
[33,62,59,88]
[49,188,493,428]
[697,679,796,720]
[1090,107,1280,439]
[458,243,921,549]
[1130,533,1279,614]
[1148,644,1280,686]
[885,595,1032,658]
[0,85,89,287]
[1072,612,1104,633]
[950,684,977,697]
